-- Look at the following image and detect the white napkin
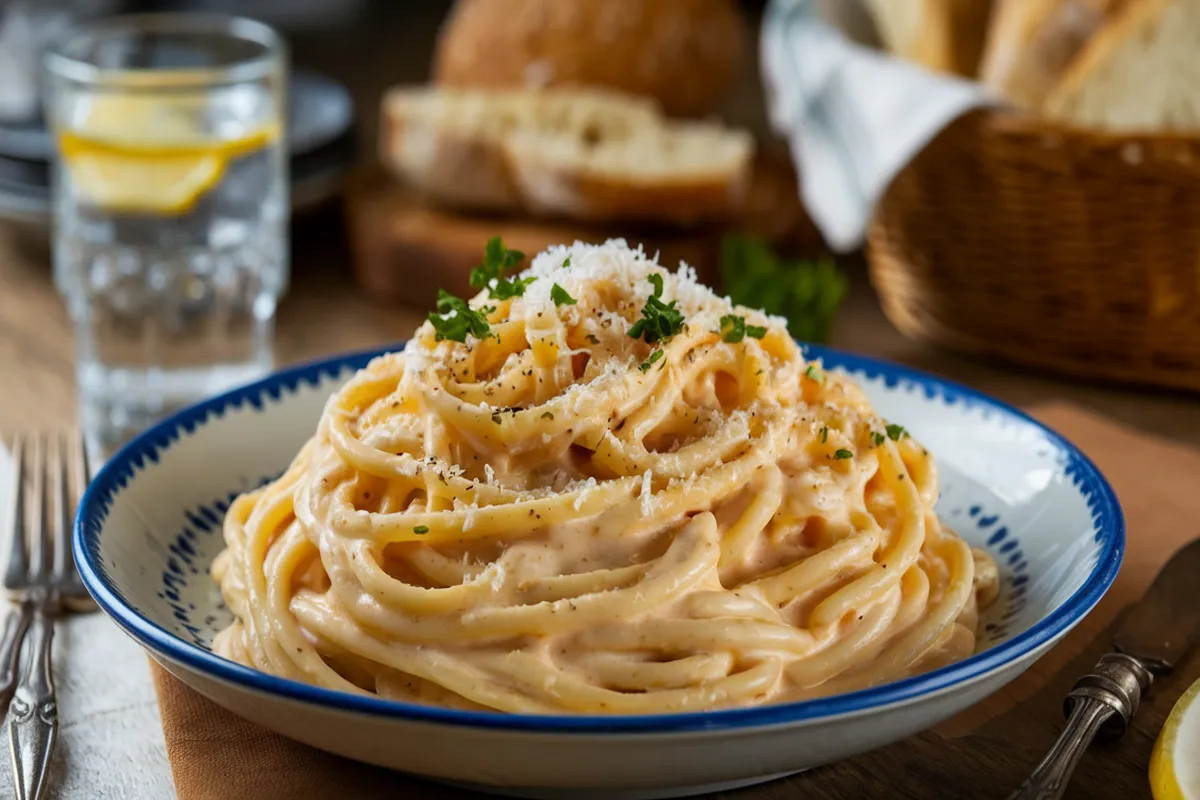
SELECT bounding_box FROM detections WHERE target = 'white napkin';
[760,0,997,252]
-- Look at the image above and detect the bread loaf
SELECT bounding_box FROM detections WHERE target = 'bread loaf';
[1043,0,1200,130]
[865,0,994,77]
[431,0,745,118]
[380,87,753,226]
[979,0,1129,110]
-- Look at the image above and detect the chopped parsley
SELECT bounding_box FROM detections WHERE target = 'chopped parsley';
[541,411,554,420]
[628,274,685,344]
[720,233,847,344]
[491,411,502,424]
[563,256,571,268]
[551,283,577,306]
[413,525,429,534]
[585,334,600,344]
[805,364,824,383]
[470,236,532,300]
[639,349,665,373]
[719,314,767,343]
[886,423,908,441]
[833,449,853,460]
[870,431,885,447]
[820,426,828,444]
[428,290,492,342]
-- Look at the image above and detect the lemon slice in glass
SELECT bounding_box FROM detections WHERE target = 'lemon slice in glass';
[58,93,277,216]
[1151,676,1200,800]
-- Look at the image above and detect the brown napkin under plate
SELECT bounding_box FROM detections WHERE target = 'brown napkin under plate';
[150,401,1200,799]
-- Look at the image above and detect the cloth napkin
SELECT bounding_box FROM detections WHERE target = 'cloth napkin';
[150,402,1200,800]
[760,0,996,252]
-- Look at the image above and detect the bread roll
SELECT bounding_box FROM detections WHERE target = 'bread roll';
[979,0,1129,110]
[431,0,745,118]
[380,87,753,226]
[1043,0,1200,130]
[865,0,994,77]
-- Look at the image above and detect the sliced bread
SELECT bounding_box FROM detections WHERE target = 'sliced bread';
[380,87,753,225]
[1043,0,1200,130]
[979,0,1130,110]
[864,0,994,77]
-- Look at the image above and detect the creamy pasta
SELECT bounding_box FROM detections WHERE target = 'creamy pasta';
[212,239,999,714]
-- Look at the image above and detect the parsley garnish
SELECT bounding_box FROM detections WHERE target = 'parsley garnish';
[719,314,767,343]
[870,431,885,447]
[720,233,847,344]
[541,411,554,420]
[805,365,824,383]
[820,426,828,443]
[429,290,492,342]
[628,274,685,344]
[551,283,577,306]
[491,411,502,424]
[563,256,571,268]
[886,424,908,441]
[585,334,600,344]
[413,525,429,534]
[639,349,665,373]
[833,449,853,460]
[470,236,532,300]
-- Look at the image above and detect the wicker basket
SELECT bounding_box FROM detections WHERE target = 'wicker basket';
[867,109,1200,392]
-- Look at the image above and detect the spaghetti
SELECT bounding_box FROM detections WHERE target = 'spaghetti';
[212,240,999,713]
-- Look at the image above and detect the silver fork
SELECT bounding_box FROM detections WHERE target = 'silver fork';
[0,431,91,800]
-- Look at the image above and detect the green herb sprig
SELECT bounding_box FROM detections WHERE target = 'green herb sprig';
[628,274,686,344]
[639,349,665,373]
[551,284,577,306]
[470,236,532,300]
[428,290,492,343]
[719,314,767,343]
[720,233,848,344]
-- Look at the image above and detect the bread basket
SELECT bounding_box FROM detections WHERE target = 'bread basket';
[867,109,1200,392]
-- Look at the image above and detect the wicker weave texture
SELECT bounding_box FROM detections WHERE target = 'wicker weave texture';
[867,111,1200,392]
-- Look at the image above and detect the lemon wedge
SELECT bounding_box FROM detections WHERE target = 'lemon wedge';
[58,94,277,216]
[1151,676,1200,800]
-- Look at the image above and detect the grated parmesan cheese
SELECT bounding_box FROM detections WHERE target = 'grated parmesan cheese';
[640,469,653,515]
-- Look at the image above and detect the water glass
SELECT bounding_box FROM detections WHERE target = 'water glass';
[44,13,288,462]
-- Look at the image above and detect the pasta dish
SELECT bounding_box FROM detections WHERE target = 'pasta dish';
[212,239,999,714]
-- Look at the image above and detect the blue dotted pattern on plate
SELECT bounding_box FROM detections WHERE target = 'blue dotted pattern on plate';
[159,482,277,648]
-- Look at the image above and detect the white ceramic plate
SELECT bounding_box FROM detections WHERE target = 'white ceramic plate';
[74,344,1123,799]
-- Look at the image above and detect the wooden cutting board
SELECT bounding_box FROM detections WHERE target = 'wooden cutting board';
[343,149,820,308]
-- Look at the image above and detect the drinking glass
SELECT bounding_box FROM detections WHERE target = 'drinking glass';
[44,13,288,462]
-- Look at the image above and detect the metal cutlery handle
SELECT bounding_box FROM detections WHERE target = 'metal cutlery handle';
[0,603,32,705]
[8,596,58,800]
[1009,653,1153,800]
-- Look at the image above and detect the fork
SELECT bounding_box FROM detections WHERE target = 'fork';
[0,431,91,800]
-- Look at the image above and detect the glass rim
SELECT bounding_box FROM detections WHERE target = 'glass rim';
[44,12,285,89]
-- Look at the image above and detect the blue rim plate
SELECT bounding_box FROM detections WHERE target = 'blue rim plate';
[74,343,1124,734]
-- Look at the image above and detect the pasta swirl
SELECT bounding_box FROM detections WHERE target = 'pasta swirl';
[212,240,999,713]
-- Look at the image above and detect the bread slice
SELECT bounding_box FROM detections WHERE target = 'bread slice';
[979,0,1130,110]
[379,87,753,225]
[1043,0,1200,130]
[864,0,994,77]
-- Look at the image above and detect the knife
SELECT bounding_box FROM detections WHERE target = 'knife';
[1009,537,1200,800]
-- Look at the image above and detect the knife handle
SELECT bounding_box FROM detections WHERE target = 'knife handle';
[1008,653,1153,800]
